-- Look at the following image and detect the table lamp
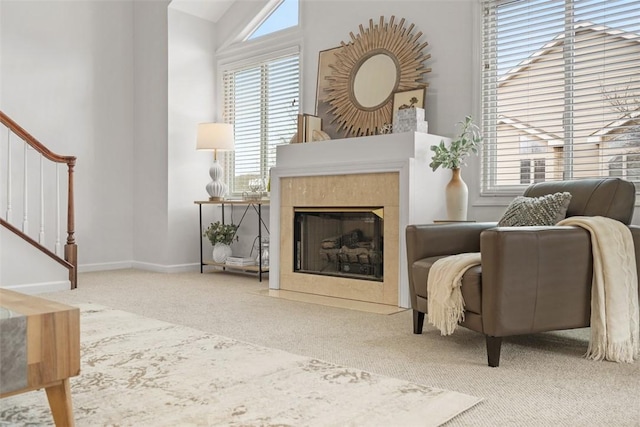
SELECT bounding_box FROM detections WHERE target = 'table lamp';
[196,123,235,201]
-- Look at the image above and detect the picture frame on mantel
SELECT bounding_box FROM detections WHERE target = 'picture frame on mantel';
[391,87,427,127]
[295,114,323,143]
[315,46,344,140]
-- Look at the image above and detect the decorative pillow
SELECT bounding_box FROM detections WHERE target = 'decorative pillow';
[498,192,572,226]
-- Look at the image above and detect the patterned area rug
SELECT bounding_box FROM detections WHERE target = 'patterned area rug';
[0,304,481,426]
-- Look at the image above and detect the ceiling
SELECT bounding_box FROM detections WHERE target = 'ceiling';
[169,0,235,23]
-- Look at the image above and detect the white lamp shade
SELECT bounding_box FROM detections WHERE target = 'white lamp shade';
[196,123,235,151]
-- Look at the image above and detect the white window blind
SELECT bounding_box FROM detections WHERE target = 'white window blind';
[223,54,299,194]
[482,0,640,194]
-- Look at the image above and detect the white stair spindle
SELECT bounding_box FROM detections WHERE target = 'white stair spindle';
[22,142,28,234]
[5,128,12,222]
[39,154,45,244]
[55,163,61,256]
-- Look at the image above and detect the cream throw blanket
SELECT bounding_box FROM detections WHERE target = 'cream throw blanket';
[427,253,481,335]
[557,216,639,363]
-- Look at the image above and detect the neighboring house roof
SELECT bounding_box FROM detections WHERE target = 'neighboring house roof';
[498,21,640,86]
[497,115,563,147]
[496,21,640,145]
[590,111,640,138]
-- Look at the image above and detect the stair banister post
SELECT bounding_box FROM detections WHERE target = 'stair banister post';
[64,158,77,289]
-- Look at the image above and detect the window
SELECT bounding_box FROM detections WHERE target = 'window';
[534,159,546,183]
[248,0,299,40]
[519,158,546,183]
[222,53,299,194]
[609,153,640,182]
[482,0,640,194]
[520,159,531,184]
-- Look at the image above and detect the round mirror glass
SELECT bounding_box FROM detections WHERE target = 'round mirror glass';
[352,53,398,109]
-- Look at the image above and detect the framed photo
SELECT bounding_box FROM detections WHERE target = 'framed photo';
[315,46,344,140]
[304,114,322,143]
[391,87,427,126]
[295,114,323,143]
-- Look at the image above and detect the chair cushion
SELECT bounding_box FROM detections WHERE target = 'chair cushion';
[412,256,482,315]
[498,192,572,226]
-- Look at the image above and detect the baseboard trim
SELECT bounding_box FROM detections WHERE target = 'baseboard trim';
[131,261,200,274]
[79,261,134,273]
[8,263,202,292]
[2,280,70,295]
[78,261,200,274]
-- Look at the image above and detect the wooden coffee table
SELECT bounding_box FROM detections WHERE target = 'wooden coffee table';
[0,289,80,426]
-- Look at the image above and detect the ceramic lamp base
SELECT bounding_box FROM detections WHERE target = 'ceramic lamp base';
[206,160,227,200]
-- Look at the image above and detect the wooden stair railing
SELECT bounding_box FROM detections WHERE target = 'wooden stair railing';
[0,111,77,289]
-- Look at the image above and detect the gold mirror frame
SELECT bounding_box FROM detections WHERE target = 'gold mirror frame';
[325,16,431,137]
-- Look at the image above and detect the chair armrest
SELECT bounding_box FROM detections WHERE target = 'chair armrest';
[406,222,497,266]
[480,226,593,336]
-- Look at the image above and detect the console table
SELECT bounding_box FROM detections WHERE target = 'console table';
[0,289,80,426]
[195,200,270,282]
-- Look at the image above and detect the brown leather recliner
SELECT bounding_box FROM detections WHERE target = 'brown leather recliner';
[406,178,640,367]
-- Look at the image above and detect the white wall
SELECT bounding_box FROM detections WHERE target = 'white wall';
[166,8,218,269]
[131,0,171,268]
[0,228,69,292]
[0,0,135,271]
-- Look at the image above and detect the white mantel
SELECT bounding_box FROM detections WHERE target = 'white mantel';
[269,132,452,308]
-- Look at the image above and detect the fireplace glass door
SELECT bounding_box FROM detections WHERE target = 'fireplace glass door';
[294,208,383,281]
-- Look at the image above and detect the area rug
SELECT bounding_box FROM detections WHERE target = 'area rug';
[0,304,481,426]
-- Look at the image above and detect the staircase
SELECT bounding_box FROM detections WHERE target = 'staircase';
[0,111,77,289]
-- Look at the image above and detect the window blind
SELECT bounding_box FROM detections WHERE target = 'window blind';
[223,54,300,194]
[482,0,640,194]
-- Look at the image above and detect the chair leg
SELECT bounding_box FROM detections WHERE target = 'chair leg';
[486,335,502,367]
[413,310,425,334]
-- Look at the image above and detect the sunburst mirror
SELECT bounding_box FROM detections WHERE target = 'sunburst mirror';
[325,16,431,137]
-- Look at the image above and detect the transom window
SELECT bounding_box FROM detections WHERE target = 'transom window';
[482,0,640,194]
[248,0,299,40]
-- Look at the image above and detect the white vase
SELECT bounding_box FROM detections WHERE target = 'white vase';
[212,243,232,263]
[446,168,468,221]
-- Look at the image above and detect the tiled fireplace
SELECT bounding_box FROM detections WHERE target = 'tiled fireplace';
[279,172,400,305]
[269,132,450,308]
[294,207,384,281]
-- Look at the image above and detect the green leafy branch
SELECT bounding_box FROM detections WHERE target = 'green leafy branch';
[429,116,482,171]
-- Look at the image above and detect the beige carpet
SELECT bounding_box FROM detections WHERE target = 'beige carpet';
[12,269,640,426]
[0,304,480,426]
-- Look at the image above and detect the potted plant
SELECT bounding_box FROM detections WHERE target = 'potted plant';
[429,116,482,221]
[203,221,239,263]
[429,115,482,171]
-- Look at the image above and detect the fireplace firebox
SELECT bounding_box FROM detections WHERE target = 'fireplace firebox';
[294,208,383,281]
